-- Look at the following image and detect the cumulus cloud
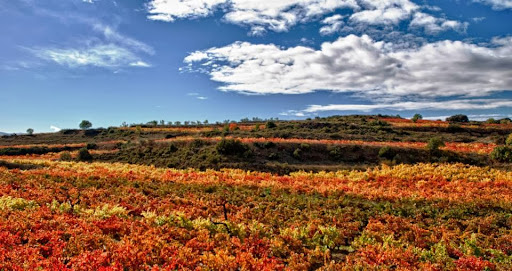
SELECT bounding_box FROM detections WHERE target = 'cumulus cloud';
[146,0,226,22]
[349,0,418,25]
[303,99,512,113]
[146,0,461,35]
[319,14,345,35]
[31,44,151,69]
[410,12,468,34]
[184,35,512,98]
[473,0,512,10]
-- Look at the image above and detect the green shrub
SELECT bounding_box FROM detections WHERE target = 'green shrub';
[293,148,302,159]
[329,146,344,160]
[300,143,311,150]
[268,153,279,160]
[263,141,276,149]
[506,134,512,146]
[77,148,93,162]
[500,118,512,124]
[60,151,73,161]
[370,120,390,127]
[447,123,462,132]
[378,146,394,159]
[79,120,93,130]
[167,144,178,153]
[446,114,469,123]
[427,137,445,152]
[486,118,498,124]
[216,139,250,156]
[86,143,97,150]
[411,114,422,123]
[490,146,512,162]
[265,121,277,129]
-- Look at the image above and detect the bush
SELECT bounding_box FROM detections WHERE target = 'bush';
[506,134,512,146]
[77,148,93,162]
[293,148,302,159]
[490,146,512,162]
[486,118,498,124]
[60,152,72,161]
[86,143,97,150]
[427,137,445,152]
[265,121,277,129]
[446,114,469,123]
[300,143,311,151]
[79,120,93,130]
[268,153,279,160]
[26,128,34,135]
[263,141,276,149]
[370,120,390,127]
[216,139,250,156]
[378,146,394,159]
[447,123,462,132]
[411,114,422,123]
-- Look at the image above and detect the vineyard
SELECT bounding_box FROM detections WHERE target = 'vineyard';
[1,115,512,270]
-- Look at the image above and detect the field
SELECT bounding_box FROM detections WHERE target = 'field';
[1,115,512,270]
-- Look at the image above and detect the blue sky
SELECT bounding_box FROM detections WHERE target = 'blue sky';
[1,0,512,133]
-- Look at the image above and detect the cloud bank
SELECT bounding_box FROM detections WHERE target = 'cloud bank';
[184,35,512,99]
[146,0,464,35]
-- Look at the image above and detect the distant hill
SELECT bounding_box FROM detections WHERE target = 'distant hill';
[0,132,11,136]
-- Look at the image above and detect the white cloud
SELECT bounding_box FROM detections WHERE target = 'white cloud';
[472,17,486,22]
[350,0,418,25]
[184,35,512,98]
[129,61,152,67]
[148,0,446,34]
[410,12,468,34]
[303,99,512,113]
[473,0,512,10]
[31,44,151,69]
[50,125,61,132]
[319,14,345,35]
[146,0,465,36]
[93,24,155,55]
[146,0,227,22]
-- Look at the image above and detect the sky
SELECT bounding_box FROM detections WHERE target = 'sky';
[1,0,512,133]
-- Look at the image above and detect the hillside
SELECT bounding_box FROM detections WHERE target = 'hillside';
[1,115,511,173]
[1,115,512,269]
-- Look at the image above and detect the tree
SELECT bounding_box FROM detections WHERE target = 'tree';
[79,120,92,130]
[427,137,445,152]
[266,121,277,129]
[446,114,469,123]
[26,128,34,135]
[411,114,423,123]
[147,120,158,126]
[77,148,93,162]
[500,118,512,124]
[485,118,498,124]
